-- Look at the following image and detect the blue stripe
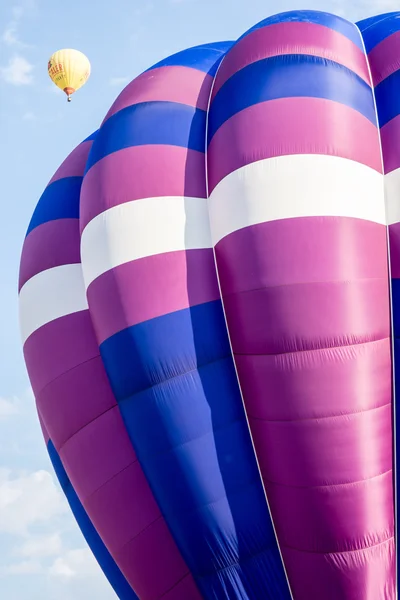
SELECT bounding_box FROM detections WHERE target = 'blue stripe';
[208,54,376,142]
[85,101,206,173]
[239,10,364,51]
[147,42,232,76]
[47,440,138,600]
[100,301,291,600]
[26,177,81,236]
[83,129,98,142]
[375,69,400,127]
[357,12,400,53]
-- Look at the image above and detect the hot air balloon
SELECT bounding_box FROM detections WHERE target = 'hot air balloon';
[19,9,400,600]
[48,48,90,101]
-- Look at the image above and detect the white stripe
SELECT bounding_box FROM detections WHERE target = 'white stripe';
[19,264,88,345]
[208,154,386,245]
[81,196,212,288]
[385,168,400,226]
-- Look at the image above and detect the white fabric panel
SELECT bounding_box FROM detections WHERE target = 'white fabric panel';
[81,196,212,287]
[208,154,386,245]
[385,168,400,226]
[19,264,88,345]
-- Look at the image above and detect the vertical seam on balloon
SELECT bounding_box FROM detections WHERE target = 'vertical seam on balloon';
[204,47,295,600]
[355,21,398,599]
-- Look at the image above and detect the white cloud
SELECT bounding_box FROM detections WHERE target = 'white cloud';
[0,469,66,536]
[22,110,37,121]
[0,396,20,420]
[1,2,36,48]
[109,76,130,86]
[0,55,34,85]
[17,533,63,559]
[49,548,101,580]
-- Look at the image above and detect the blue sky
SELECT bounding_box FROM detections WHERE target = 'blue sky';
[0,0,397,598]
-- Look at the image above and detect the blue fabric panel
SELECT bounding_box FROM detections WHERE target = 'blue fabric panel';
[208,54,376,142]
[147,42,233,76]
[85,101,206,173]
[357,12,400,52]
[47,440,138,600]
[26,177,81,235]
[375,69,400,126]
[100,301,291,600]
[240,10,364,50]
[83,130,99,142]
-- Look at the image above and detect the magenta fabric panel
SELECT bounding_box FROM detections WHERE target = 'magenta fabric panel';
[80,145,206,231]
[19,219,81,290]
[208,13,394,599]
[368,30,400,86]
[103,65,213,123]
[212,20,370,98]
[87,249,220,343]
[207,97,382,193]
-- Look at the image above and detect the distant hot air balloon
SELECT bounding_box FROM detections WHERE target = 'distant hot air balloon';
[19,9,400,600]
[48,48,90,102]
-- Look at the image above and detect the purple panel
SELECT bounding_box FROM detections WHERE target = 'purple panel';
[19,219,81,290]
[215,218,388,295]
[59,406,137,500]
[103,66,213,123]
[368,30,400,86]
[235,338,391,421]
[115,520,201,600]
[213,20,370,98]
[381,114,400,174]
[222,278,389,355]
[24,311,100,395]
[37,355,116,450]
[80,145,206,231]
[389,223,400,278]
[208,97,382,192]
[48,140,93,185]
[87,249,220,343]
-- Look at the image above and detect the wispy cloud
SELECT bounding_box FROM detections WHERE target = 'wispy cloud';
[0,55,34,85]
[2,2,36,48]
[0,396,21,420]
[109,76,130,86]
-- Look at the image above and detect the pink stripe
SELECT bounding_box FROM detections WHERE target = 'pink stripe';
[212,21,370,99]
[36,355,117,450]
[87,250,220,344]
[222,278,390,356]
[23,310,100,395]
[103,66,213,123]
[268,477,394,599]
[19,219,80,291]
[84,464,192,599]
[115,519,197,600]
[215,214,393,598]
[381,114,400,174]
[250,402,392,488]
[389,223,400,278]
[48,140,92,185]
[215,218,388,295]
[368,30,400,86]
[60,405,137,500]
[235,338,391,422]
[208,97,382,192]
[25,318,198,599]
[80,145,206,231]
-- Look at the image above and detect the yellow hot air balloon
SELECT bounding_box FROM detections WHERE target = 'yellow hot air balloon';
[48,49,91,102]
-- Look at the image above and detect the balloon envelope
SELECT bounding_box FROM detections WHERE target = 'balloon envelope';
[20,9,400,600]
[48,48,90,101]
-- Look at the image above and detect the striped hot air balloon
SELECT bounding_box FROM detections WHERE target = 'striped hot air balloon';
[19,9,400,600]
